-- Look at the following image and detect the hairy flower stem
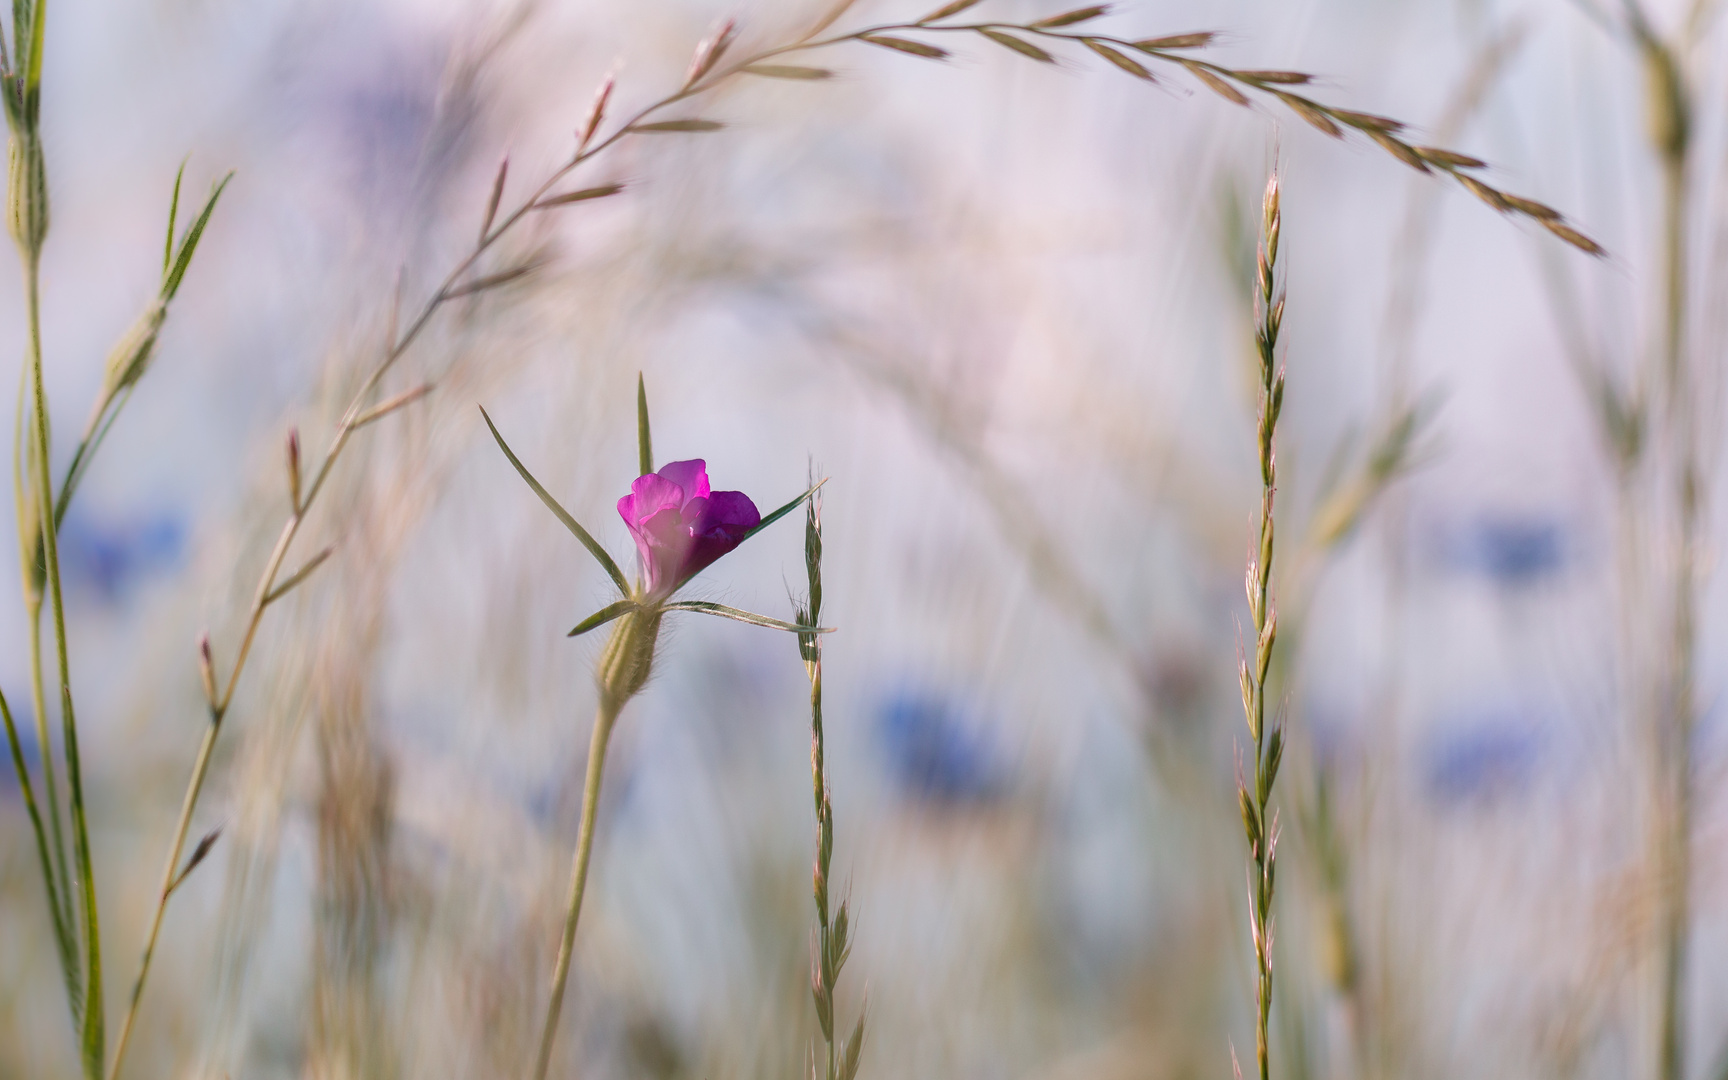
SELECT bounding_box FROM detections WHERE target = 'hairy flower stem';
[532,606,658,1080]
[532,697,619,1080]
[1237,173,1286,1080]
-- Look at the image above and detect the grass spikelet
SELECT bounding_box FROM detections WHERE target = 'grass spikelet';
[795,482,863,1080]
[1033,5,1110,27]
[859,33,949,59]
[978,28,1055,62]
[629,118,726,133]
[1182,60,1249,105]
[1134,32,1215,49]
[1084,40,1152,80]
[1276,92,1342,137]
[1238,168,1289,1080]
[919,0,984,23]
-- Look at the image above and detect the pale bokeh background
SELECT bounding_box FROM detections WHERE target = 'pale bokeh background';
[0,0,1724,1078]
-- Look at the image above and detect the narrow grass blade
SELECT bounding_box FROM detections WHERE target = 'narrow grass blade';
[629,119,725,133]
[163,171,233,300]
[568,599,636,637]
[480,155,508,241]
[447,263,538,299]
[263,545,333,605]
[742,64,833,79]
[0,683,80,1016]
[479,406,630,595]
[167,826,222,895]
[532,183,625,210]
[162,160,185,280]
[348,383,432,430]
[741,480,826,543]
[664,600,833,634]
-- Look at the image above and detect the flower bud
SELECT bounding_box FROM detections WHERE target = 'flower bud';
[98,299,167,406]
[7,132,48,257]
[595,605,663,714]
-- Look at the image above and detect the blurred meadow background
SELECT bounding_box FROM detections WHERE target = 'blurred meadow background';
[0,0,1725,1078]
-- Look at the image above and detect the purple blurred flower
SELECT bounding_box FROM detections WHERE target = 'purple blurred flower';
[618,459,760,599]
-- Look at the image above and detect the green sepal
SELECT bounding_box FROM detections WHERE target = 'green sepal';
[479,406,631,596]
[569,599,637,637]
[636,373,653,477]
[741,479,826,544]
[162,170,233,300]
[663,600,831,635]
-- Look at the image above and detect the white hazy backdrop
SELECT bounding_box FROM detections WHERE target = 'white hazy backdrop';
[0,0,1725,1079]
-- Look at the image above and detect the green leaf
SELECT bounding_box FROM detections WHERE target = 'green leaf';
[568,599,637,637]
[0,682,80,1018]
[741,479,826,544]
[479,406,631,596]
[859,34,949,59]
[663,600,833,635]
[163,171,233,300]
[978,29,1053,62]
[23,0,44,93]
[629,119,725,133]
[636,373,653,476]
[741,64,834,80]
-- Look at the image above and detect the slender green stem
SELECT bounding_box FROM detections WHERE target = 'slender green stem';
[1654,92,1693,1080]
[24,244,104,1080]
[0,655,77,1012]
[532,698,619,1080]
[14,362,75,986]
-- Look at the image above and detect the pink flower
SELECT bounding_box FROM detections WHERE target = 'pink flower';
[617,459,760,599]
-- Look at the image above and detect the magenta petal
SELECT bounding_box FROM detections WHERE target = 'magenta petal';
[702,490,761,532]
[620,473,686,531]
[675,490,761,587]
[637,506,692,595]
[617,461,758,597]
[657,459,711,503]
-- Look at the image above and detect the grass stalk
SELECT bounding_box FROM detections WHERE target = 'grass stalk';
[798,486,863,1080]
[1236,171,1286,1080]
[1621,8,1696,1078]
[6,13,107,1054]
